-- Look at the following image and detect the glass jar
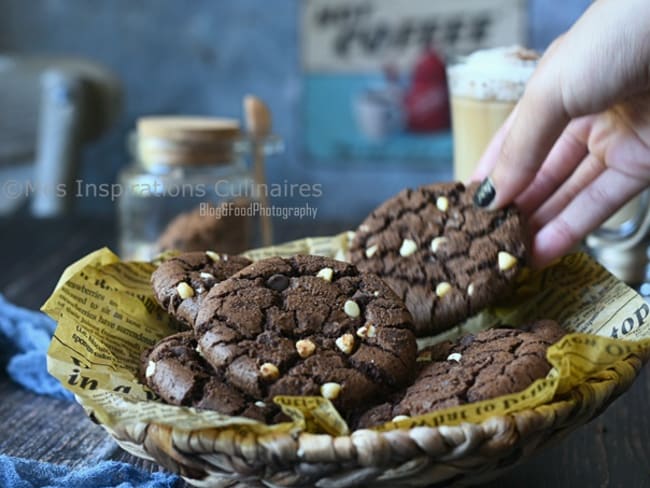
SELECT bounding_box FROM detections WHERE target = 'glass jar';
[118,116,282,260]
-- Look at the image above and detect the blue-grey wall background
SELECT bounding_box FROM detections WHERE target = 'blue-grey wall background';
[0,0,591,221]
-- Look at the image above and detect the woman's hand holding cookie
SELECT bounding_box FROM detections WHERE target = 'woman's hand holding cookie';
[472,0,650,267]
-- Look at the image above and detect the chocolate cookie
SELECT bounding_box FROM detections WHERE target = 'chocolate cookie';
[140,332,276,422]
[151,251,252,326]
[356,320,565,428]
[157,199,251,255]
[194,255,418,416]
[349,181,528,336]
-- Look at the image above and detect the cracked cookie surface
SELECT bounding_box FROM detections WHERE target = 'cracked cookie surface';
[151,251,252,327]
[349,181,528,336]
[139,331,277,422]
[355,320,565,428]
[194,255,417,415]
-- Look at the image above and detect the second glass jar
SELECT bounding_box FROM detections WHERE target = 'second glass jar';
[118,116,282,261]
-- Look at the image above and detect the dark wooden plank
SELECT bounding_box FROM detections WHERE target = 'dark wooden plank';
[0,376,118,468]
[0,217,117,310]
[0,379,187,482]
[599,363,650,486]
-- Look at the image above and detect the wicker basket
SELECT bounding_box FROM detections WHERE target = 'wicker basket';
[43,244,649,487]
[97,352,645,487]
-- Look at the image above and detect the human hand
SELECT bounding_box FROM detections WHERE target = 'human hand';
[471,0,650,268]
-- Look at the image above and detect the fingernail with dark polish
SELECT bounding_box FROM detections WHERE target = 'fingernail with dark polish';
[473,178,496,207]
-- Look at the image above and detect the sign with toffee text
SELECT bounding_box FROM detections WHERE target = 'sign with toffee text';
[301,0,527,167]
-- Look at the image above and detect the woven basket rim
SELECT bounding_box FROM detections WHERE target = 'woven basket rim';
[96,352,646,487]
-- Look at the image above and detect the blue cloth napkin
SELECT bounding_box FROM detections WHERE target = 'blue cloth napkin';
[0,455,180,488]
[0,295,182,487]
[0,294,72,399]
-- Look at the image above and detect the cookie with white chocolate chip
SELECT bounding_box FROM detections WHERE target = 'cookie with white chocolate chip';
[349,181,529,336]
[139,331,280,422]
[151,251,252,327]
[355,319,565,428]
[194,255,418,415]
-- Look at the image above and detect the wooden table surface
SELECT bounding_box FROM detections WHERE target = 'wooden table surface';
[1,217,649,487]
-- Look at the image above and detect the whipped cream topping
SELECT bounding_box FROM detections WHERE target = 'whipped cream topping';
[448,46,539,102]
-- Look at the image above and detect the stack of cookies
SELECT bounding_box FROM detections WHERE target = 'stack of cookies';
[140,182,565,427]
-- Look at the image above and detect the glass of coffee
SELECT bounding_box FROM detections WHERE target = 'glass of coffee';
[447,46,538,182]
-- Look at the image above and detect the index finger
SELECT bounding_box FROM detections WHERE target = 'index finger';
[476,45,571,209]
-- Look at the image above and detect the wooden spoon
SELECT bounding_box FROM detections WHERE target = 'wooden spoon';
[244,95,273,246]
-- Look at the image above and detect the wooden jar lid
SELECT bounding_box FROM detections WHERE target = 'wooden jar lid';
[136,116,241,167]
[138,116,240,141]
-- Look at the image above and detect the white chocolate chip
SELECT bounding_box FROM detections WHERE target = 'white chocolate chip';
[334,249,346,262]
[344,300,360,318]
[399,239,418,257]
[436,196,449,212]
[447,352,462,362]
[359,224,370,232]
[205,250,221,261]
[373,291,380,297]
[392,415,410,422]
[320,382,342,400]
[200,272,215,281]
[365,244,378,258]
[430,237,447,253]
[498,251,518,271]
[316,267,334,282]
[195,345,204,358]
[145,360,156,378]
[296,339,316,358]
[435,282,452,298]
[254,401,266,408]
[467,283,475,296]
[356,324,377,338]
[335,333,355,355]
[259,362,280,381]
[176,282,195,299]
